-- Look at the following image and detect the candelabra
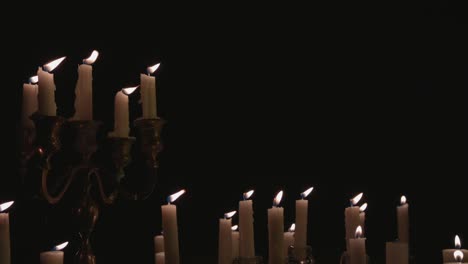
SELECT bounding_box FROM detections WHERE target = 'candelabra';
[20,113,165,264]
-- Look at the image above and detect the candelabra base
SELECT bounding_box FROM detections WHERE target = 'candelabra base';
[233,256,264,264]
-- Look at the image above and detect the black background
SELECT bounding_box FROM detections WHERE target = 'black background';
[0,5,466,264]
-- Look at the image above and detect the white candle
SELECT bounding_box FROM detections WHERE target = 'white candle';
[345,193,363,249]
[109,86,138,138]
[37,57,65,116]
[283,223,295,257]
[219,211,235,264]
[386,242,408,264]
[0,202,13,264]
[349,226,366,264]
[141,63,160,119]
[161,190,185,264]
[295,187,313,260]
[444,250,464,264]
[443,235,468,262]
[72,50,98,120]
[268,190,284,264]
[155,252,165,264]
[359,203,367,236]
[40,241,68,264]
[22,76,38,129]
[239,190,255,258]
[154,234,164,253]
[231,225,239,259]
[397,195,409,243]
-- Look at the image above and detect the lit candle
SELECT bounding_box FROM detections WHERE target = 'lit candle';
[295,187,313,260]
[239,190,255,258]
[284,223,295,256]
[345,193,363,249]
[397,195,409,243]
[443,235,468,262]
[349,226,366,264]
[154,233,164,253]
[22,76,38,129]
[386,241,408,264]
[231,225,239,259]
[359,203,367,236]
[268,190,284,264]
[109,86,138,137]
[72,50,98,120]
[40,241,68,264]
[219,211,236,264]
[155,252,165,264]
[0,201,14,264]
[141,63,160,119]
[161,189,185,264]
[38,57,65,116]
[445,250,464,264]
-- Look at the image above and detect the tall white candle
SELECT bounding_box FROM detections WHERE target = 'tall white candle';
[72,50,98,120]
[359,203,367,236]
[109,86,138,138]
[345,193,363,249]
[22,76,38,129]
[37,57,65,116]
[284,223,295,257]
[154,234,164,253]
[141,63,160,119]
[0,202,13,264]
[295,187,313,260]
[386,242,408,264]
[219,211,236,264]
[40,241,68,264]
[349,226,366,264]
[161,190,185,264]
[155,252,165,264]
[239,190,255,258]
[231,225,239,259]
[397,195,409,243]
[443,235,468,262]
[268,190,284,264]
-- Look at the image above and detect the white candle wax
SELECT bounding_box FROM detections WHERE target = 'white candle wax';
[140,73,157,118]
[232,230,239,259]
[359,212,365,236]
[72,64,93,120]
[386,242,408,264]
[219,218,233,264]
[283,231,294,257]
[40,251,63,264]
[349,237,366,264]
[161,204,180,264]
[239,199,255,257]
[155,252,165,264]
[110,91,130,137]
[37,67,57,116]
[0,213,11,264]
[397,202,409,243]
[345,206,360,248]
[154,235,164,253]
[443,249,468,262]
[295,199,308,259]
[268,207,284,264]
[21,82,38,129]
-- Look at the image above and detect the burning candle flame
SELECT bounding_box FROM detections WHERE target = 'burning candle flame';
[147,63,161,75]
[167,189,186,204]
[301,187,314,199]
[54,242,68,251]
[355,226,363,238]
[288,223,296,232]
[0,201,14,212]
[231,225,239,231]
[454,250,464,262]
[243,190,254,200]
[359,203,368,212]
[122,86,139,96]
[455,235,461,249]
[351,193,363,206]
[273,190,284,207]
[29,76,39,84]
[224,211,237,219]
[400,195,407,205]
[83,50,99,65]
[43,57,66,72]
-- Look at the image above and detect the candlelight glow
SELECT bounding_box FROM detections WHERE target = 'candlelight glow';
[455,235,461,249]
[454,250,464,262]
[43,57,66,72]
[351,193,363,206]
[83,50,99,65]
[400,195,407,205]
[273,190,284,207]
[167,189,186,203]
[243,190,254,200]
[231,225,238,231]
[122,86,139,96]
[301,187,314,199]
[224,211,237,219]
[355,226,363,238]
[0,201,14,212]
[359,203,368,212]
[29,75,39,84]
[288,223,296,232]
[147,63,161,75]
[54,242,68,251]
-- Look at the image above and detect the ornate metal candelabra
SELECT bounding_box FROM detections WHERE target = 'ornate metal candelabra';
[20,113,165,264]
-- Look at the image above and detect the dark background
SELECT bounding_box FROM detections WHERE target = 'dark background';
[0,6,466,264]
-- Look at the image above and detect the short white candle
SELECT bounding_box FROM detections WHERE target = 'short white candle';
[37,57,65,116]
[154,234,164,253]
[295,187,313,260]
[443,235,468,262]
[72,50,98,120]
[22,76,38,129]
[284,223,295,257]
[345,193,363,249]
[155,252,165,264]
[109,86,138,138]
[386,241,408,264]
[239,190,255,258]
[349,226,366,264]
[231,225,239,259]
[397,195,409,243]
[161,190,185,264]
[0,201,14,264]
[268,190,284,264]
[141,63,160,119]
[40,241,68,264]
[219,211,236,264]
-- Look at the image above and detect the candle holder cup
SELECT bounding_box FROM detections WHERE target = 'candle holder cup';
[287,245,315,264]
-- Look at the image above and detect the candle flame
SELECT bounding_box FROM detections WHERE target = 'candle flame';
[351,193,363,206]
[288,223,296,232]
[167,189,186,203]
[455,235,461,249]
[355,226,363,238]
[301,187,314,199]
[400,195,407,205]
[43,57,66,72]
[224,211,237,219]
[273,190,284,207]
[122,86,139,96]
[243,190,254,200]
[454,250,464,262]
[29,76,39,84]
[231,225,238,231]
[147,63,161,75]
[83,50,99,65]
[359,203,368,212]
[54,242,68,251]
[0,201,14,212]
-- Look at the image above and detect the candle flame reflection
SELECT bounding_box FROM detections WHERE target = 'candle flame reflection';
[454,250,464,262]
[29,76,39,84]
[351,193,363,206]
[43,57,66,72]
[54,242,68,251]
[122,86,139,96]
[355,226,363,238]
[0,201,14,212]
[288,223,296,232]
[359,203,368,212]
[224,211,237,219]
[167,189,186,203]
[301,187,314,199]
[243,190,254,200]
[147,63,161,75]
[83,50,99,65]
[400,195,407,205]
[231,225,238,231]
[455,235,461,249]
[273,190,283,207]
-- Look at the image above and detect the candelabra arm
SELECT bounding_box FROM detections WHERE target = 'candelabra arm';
[41,162,78,204]
[90,168,118,205]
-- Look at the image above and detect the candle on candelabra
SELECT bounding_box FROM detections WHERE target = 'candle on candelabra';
[38,57,65,116]
[109,86,138,138]
[0,201,14,264]
[219,211,236,264]
[295,187,313,260]
[443,235,468,262]
[22,76,38,129]
[386,241,409,264]
[161,190,185,264]
[231,225,239,259]
[40,241,68,264]
[72,50,98,120]
[155,252,165,264]
[284,223,295,256]
[345,193,363,249]
[239,190,255,258]
[349,226,366,264]
[141,63,160,118]
[268,190,284,264]
[397,195,409,243]
[445,250,464,264]
[359,203,367,236]
[154,233,164,253]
